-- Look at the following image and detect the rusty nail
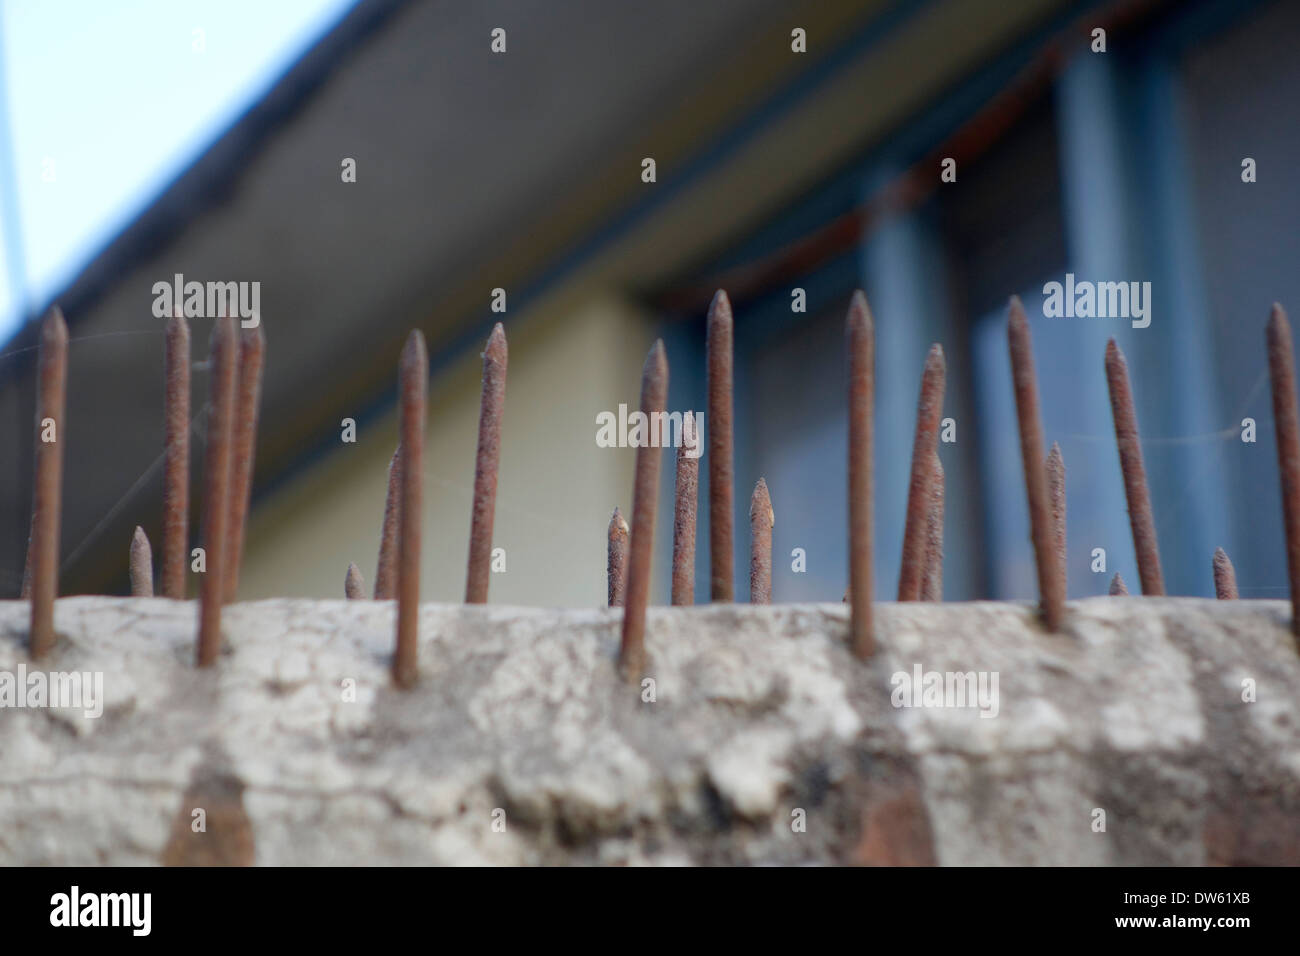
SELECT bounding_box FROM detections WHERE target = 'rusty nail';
[1046,441,1066,603]
[921,452,945,602]
[197,316,238,667]
[1212,547,1238,600]
[223,323,265,603]
[898,345,946,601]
[28,307,68,658]
[373,446,401,599]
[749,478,774,604]
[1008,297,1064,630]
[1268,304,1300,637]
[846,291,875,657]
[130,526,154,597]
[671,421,699,605]
[162,311,191,599]
[345,562,365,599]
[707,290,734,602]
[619,340,668,682]
[393,330,427,688]
[1109,572,1129,596]
[608,506,629,607]
[1105,339,1164,596]
[466,323,507,603]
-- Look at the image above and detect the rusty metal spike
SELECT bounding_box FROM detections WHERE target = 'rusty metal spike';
[162,311,191,599]
[466,322,507,603]
[608,507,629,607]
[197,317,238,667]
[619,340,668,681]
[1046,442,1066,603]
[1267,304,1300,639]
[223,323,265,603]
[898,345,946,601]
[393,330,427,688]
[374,447,401,599]
[921,452,944,602]
[707,290,734,602]
[1105,339,1164,596]
[1008,298,1064,630]
[130,526,154,597]
[671,422,699,606]
[345,562,365,600]
[1212,547,1238,600]
[749,478,773,604]
[28,307,68,659]
[846,291,875,657]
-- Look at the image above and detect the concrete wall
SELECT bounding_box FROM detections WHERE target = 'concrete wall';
[7,594,1299,865]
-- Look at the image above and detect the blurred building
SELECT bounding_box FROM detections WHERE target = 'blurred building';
[1,0,1296,604]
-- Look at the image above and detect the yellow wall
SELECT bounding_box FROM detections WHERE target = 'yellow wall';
[239,293,654,606]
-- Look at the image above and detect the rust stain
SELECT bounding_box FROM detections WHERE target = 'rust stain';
[161,772,255,866]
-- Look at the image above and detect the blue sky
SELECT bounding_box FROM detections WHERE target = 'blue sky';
[0,0,356,341]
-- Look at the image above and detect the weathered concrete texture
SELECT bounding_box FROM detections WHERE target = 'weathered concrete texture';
[1,596,1298,866]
